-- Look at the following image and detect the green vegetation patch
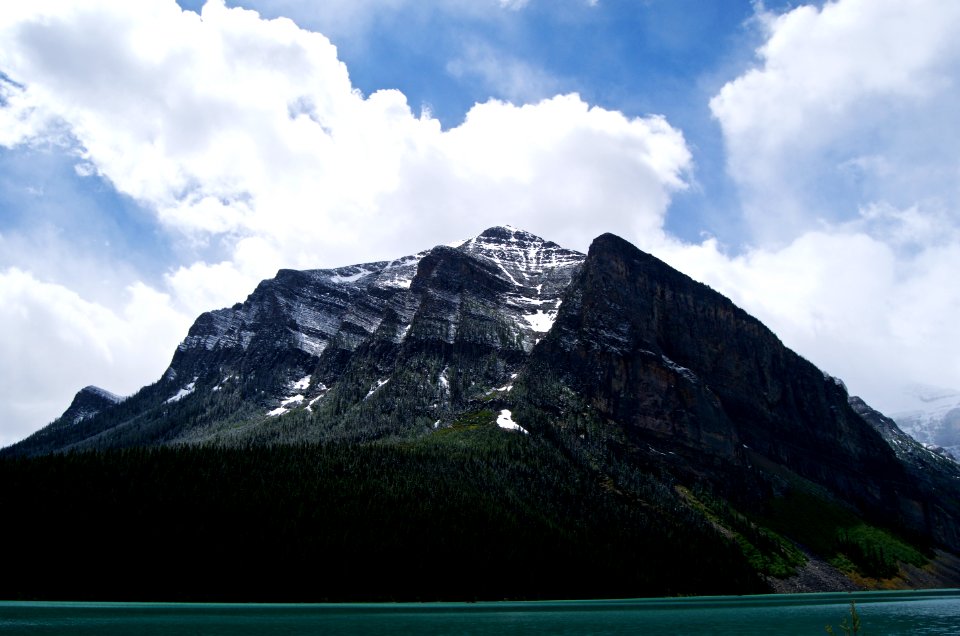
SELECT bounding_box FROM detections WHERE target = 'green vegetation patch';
[454,409,496,426]
[763,489,928,580]
[681,486,806,579]
[420,421,518,451]
[430,409,498,435]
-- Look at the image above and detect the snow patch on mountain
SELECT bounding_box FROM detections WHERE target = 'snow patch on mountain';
[307,392,326,411]
[166,378,197,403]
[329,269,374,284]
[268,393,303,417]
[365,378,389,400]
[212,375,234,392]
[522,309,558,333]
[497,409,527,434]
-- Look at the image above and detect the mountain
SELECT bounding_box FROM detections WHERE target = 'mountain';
[891,385,960,460]
[6,226,584,452]
[58,385,124,426]
[3,226,960,599]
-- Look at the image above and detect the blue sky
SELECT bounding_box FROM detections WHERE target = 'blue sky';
[1,0,959,446]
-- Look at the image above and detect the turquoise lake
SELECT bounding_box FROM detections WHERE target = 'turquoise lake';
[2,590,958,635]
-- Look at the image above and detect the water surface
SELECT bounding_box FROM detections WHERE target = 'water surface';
[2,590,958,635]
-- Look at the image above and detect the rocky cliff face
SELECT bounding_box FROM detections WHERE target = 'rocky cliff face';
[849,396,960,551]
[6,227,959,558]
[514,234,927,530]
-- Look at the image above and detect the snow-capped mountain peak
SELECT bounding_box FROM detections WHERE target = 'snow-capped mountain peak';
[891,384,960,459]
[458,226,583,282]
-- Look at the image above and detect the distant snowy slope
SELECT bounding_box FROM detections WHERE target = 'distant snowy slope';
[892,385,960,459]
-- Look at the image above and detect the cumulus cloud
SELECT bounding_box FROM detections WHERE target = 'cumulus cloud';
[710,0,960,242]
[0,268,191,448]
[0,0,691,440]
[699,0,960,410]
[382,96,690,254]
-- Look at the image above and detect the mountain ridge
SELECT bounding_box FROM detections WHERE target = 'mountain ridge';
[5,226,960,597]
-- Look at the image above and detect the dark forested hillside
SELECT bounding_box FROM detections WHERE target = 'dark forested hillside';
[0,428,766,601]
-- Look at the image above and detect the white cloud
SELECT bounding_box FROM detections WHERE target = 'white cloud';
[0,268,190,448]
[382,95,690,255]
[710,0,960,242]
[164,236,285,316]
